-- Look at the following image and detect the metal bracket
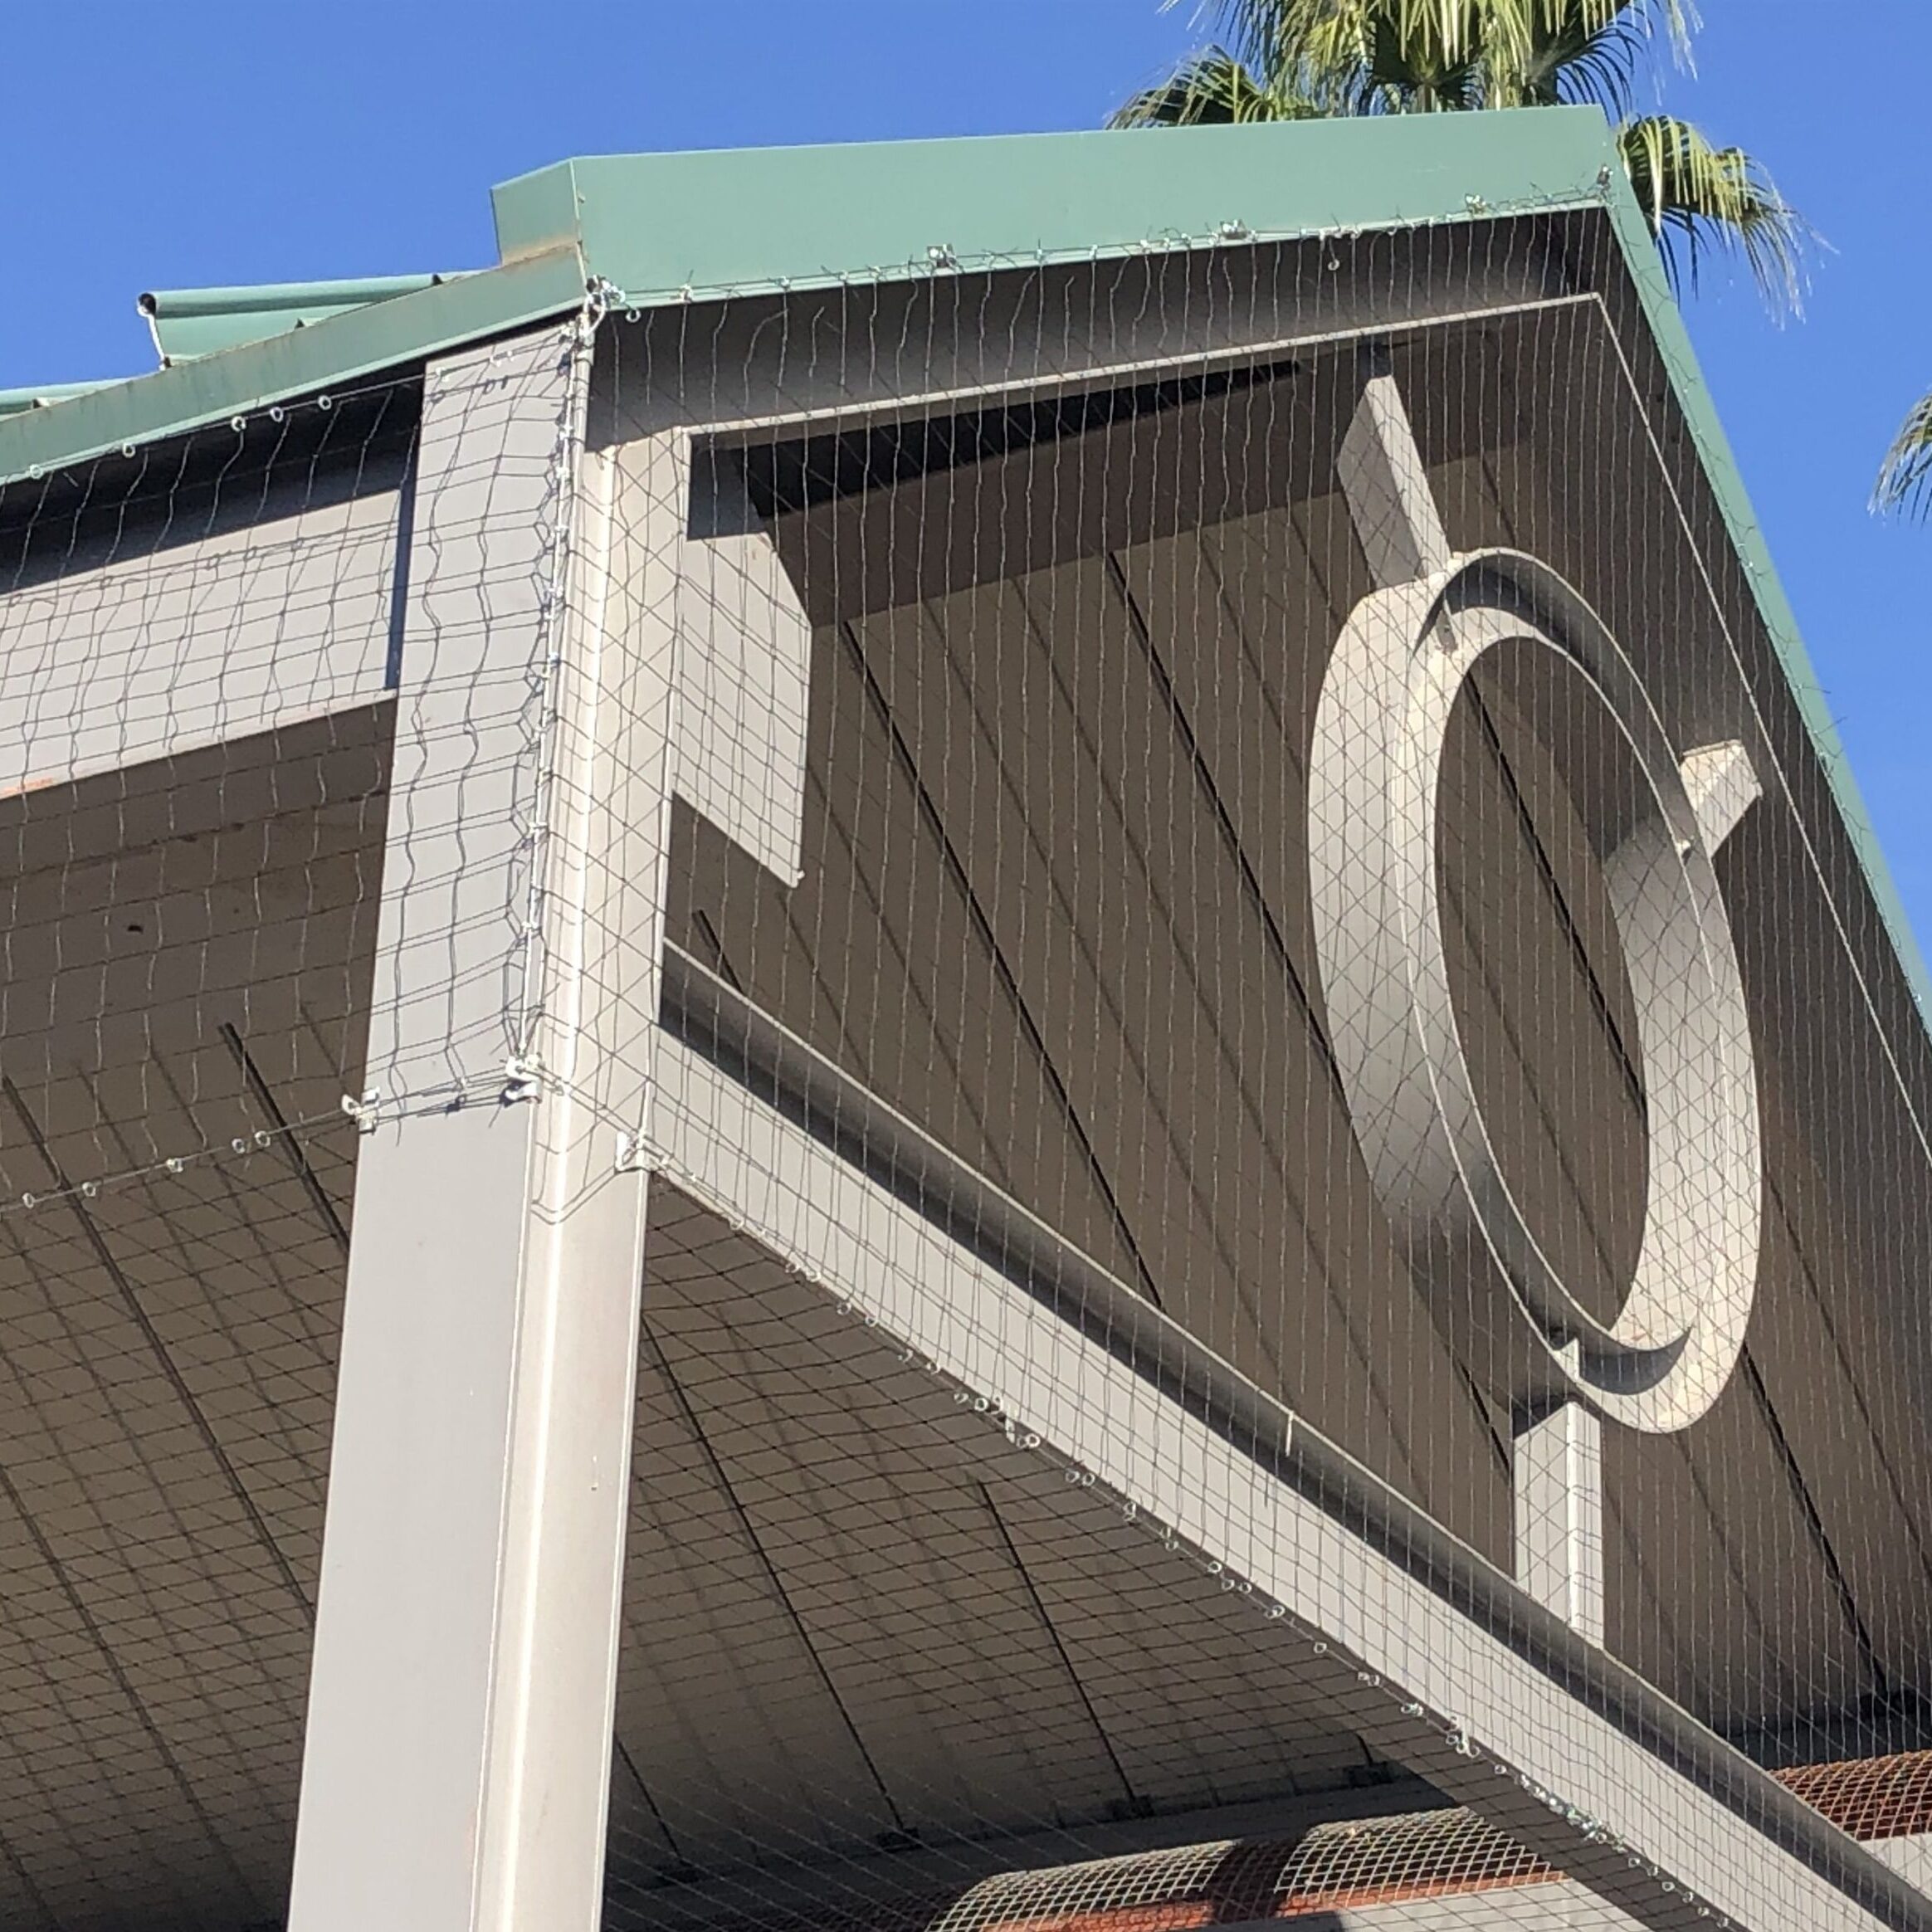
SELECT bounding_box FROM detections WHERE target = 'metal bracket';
[339,1089,383,1135]
[613,1125,660,1175]
[500,1057,542,1105]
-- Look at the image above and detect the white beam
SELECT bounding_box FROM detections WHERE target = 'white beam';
[672,448,812,884]
[646,1027,1915,1932]
[0,479,399,798]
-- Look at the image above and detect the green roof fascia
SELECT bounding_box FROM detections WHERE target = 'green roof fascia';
[494,105,1619,303]
[0,379,124,419]
[0,246,588,489]
[1589,164,1932,1012]
[139,274,463,363]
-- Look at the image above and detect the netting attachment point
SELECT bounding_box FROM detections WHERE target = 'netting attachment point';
[1217,219,1251,242]
[229,417,246,435]
[340,1089,382,1134]
[18,1194,34,1210]
[80,1182,98,1200]
[926,243,959,271]
[164,1157,185,1175]
[500,1057,540,1105]
[317,393,333,412]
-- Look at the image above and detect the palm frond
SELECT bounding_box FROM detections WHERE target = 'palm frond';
[1876,389,1932,519]
[1617,113,1808,317]
[1190,0,1702,109]
[1110,46,1327,126]
[1201,0,1490,106]
[1509,2,1642,111]
[1484,1,1694,110]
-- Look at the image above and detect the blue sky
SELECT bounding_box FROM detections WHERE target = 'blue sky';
[4,1,1926,954]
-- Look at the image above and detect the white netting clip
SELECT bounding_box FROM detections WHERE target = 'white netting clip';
[582,276,621,336]
[340,1089,382,1134]
[500,1057,542,1105]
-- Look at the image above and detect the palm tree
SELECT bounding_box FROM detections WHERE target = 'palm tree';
[1111,0,1804,314]
[1876,398,1932,519]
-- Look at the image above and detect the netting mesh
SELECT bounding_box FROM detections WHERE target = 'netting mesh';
[2,188,1930,1932]
[603,207,1932,1932]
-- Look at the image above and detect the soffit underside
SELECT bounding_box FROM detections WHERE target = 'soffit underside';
[0,705,388,1928]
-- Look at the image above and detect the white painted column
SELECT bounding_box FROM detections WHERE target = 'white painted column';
[289,327,687,1931]
[1514,1401,1607,1645]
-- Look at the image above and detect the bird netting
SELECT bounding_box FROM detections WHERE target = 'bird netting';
[1,187,1929,1932]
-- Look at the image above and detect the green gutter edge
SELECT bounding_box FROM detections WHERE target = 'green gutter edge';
[0,247,587,488]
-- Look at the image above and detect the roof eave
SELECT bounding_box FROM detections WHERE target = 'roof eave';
[0,110,1626,492]
[0,246,588,488]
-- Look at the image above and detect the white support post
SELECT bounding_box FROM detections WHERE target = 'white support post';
[1337,345,1452,590]
[1514,1400,1607,1647]
[288,328,686,1931]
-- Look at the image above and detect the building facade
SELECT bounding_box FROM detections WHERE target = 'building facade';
[2,106,1931,1932]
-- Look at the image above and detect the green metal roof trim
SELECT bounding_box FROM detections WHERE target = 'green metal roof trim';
[0,248,589,487]
[139,274,464,364]
[490,107,1616,300]
[0,105,1920,1007]
[0,110,1622,491]
[0,380,124,420]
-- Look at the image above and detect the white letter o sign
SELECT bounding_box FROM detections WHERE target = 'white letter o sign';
[1309,549,1761,1434]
